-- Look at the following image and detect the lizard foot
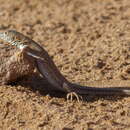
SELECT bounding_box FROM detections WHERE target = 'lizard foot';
[66,92,83,102]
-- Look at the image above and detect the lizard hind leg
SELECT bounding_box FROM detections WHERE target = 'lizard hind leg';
[63,82,83,102]
[66,92,83,102]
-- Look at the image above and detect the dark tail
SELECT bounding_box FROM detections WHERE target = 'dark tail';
[65,83,130,96]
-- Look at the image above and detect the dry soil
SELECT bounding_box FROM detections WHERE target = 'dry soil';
[0,0,130,129]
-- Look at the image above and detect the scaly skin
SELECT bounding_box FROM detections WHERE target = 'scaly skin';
[0,30,130,101]
[0,30,70,92]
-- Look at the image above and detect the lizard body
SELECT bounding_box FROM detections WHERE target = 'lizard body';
[0,30,130,98]
[0,30,69,92]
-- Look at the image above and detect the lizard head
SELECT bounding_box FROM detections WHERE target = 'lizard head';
[0,30,45,61]
[0,30,29,49]
[0,30,44,52]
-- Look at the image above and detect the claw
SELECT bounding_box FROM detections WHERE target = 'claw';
[66,92,83,102]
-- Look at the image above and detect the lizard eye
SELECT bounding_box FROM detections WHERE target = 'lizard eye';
[4,31,8,35]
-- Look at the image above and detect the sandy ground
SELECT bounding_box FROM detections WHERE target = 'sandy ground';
[0,0,130,129]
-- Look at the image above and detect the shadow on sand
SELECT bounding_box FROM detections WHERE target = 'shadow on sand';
[8,73,130,102]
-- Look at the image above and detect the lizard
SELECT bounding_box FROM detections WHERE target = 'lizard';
[0,30,130,101]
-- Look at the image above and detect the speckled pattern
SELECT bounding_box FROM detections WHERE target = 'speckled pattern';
[0,42,35,85]
[0,0,130,129]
